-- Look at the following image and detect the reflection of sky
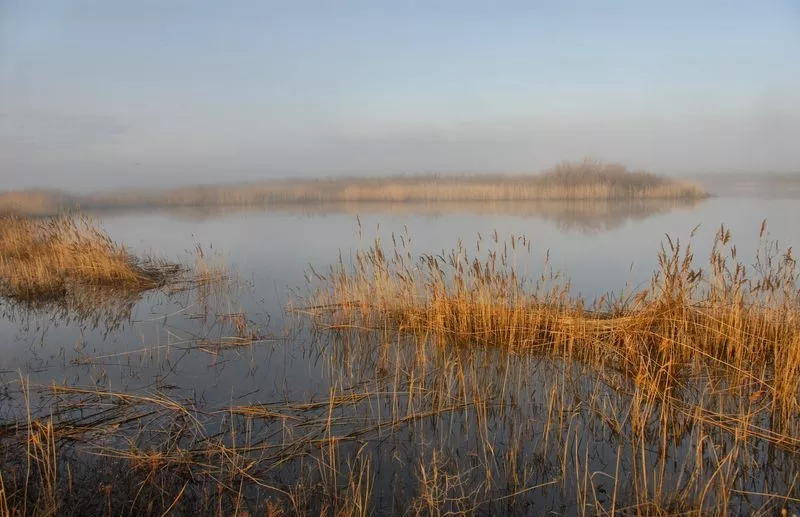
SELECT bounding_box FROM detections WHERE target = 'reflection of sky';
[2,197,800,401]
[2,198,800,512]
[100,197,800,297]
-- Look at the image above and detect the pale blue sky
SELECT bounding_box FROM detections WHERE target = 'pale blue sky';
[1,1,799,190]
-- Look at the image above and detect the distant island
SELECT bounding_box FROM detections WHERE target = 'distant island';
[1,160,709,217]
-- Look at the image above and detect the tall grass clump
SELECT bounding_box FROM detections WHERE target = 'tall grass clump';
[0,214,178,302]
[302,221,800,420]
[291,221,800,512]
[4,220,800,514]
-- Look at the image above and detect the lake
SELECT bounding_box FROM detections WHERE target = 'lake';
[2,194,800,515]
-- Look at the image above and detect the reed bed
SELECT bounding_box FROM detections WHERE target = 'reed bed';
[302,222,799,384]
[0,214,182,302]
[5,219,800,515]
[299,222,800,451]
[87,160,708,207]
[1,160,708,217]
[288,222,800,513]
[4,319,800,515]
[0,190,72,218]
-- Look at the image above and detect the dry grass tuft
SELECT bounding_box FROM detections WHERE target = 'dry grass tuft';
[284,221,800,513]
[301,221,800,422]
[8,214,800,515]
[0,214,179,302]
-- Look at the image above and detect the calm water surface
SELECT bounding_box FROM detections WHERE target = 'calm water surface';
[2,195,799,514]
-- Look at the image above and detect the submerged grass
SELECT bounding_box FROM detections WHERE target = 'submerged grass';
[5,218,800,515]
[302,221,800,393]
[299,221,800,463]
[0,214,180,302]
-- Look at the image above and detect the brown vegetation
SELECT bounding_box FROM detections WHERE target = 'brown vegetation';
[304,222,800,400]
[292,222,800,513]
[4,221,800,515]
[88,160,708,206]
[0,214,178,302]
[0,160,708,217]
[0,190,73,217]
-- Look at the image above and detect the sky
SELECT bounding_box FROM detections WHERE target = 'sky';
[1,1,799,191]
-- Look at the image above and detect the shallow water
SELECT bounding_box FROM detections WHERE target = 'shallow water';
[2,195,800,514]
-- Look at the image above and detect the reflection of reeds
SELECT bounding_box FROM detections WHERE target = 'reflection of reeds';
[0,285,140,337]
[146,197,704,235]
[292,222,800,511]
[5,221,800,515]
[302,223,800,398]
[3,315,800,516]
[515,198,701,234]
[0,215,236,337]
[5,327,799,515]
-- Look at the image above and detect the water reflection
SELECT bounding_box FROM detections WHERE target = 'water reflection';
[4,195,800,515]
[3,315,798,515]
[1,287,140,337]
[88,198,705,235]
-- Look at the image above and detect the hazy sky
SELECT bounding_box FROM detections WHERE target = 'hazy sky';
[1,1,799,191]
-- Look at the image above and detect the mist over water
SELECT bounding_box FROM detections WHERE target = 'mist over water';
[2,3,800,191]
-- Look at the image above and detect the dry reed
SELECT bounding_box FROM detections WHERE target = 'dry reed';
[0,160,708,217]
[0,214,179,302]
[0,191,72,218]
[88,160,708,206]
[306,223,792,355]
[300,221,800,443]
[287,221,800,514]
[6,218,800,515]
